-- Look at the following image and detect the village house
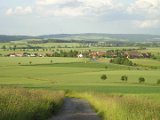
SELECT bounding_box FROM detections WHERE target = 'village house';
[8,53,23,57]
[77,54,83,58]
[38,54,45,57]
[125,51,143,58]
[27,54,36,57]
[89,51,97,58]
[141,53,151,58]
[97,51,106,57]
[106,51,117,58]
[89,51,106,58]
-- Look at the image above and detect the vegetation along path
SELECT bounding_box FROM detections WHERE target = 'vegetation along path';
[49,98,102,120]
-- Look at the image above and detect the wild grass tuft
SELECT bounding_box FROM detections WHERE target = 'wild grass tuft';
[0,87,64,120]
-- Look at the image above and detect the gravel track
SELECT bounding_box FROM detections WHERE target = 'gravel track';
[49,98,102,120]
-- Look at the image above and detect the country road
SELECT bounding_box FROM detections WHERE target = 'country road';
[49,98,102,120]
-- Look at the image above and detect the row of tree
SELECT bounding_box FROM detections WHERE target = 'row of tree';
[101,75,160,84]
[101,74,146,83]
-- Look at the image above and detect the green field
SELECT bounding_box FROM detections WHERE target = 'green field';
[0,57,159,92]
[131,59,160,68]
[0,55,160,120]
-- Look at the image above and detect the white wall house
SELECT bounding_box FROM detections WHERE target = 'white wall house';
[77,54,83,58]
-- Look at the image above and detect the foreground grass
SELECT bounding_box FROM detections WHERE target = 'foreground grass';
[0,87,64,120]
[67,92,160,120]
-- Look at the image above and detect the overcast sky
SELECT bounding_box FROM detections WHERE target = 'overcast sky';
[0,0,160,35]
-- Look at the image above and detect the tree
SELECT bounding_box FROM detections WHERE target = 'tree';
[101,74,107,80]
[2,45,6,50]
[139,77,145,83]
[13,45,17,51]
[29,61,32,65]
[121,75,128,82]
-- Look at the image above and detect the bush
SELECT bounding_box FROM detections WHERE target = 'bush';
[139,77,145,83]
[101,74,107,80]
[105,66,108,69]
[157,79,160,84]
[110,57,133,66]
[121,75,128,82]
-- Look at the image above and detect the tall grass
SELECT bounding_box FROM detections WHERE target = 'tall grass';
[0,87,64,120]
[67,92,160,120]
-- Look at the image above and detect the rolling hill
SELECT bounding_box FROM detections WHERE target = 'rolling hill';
[0,33,160,42]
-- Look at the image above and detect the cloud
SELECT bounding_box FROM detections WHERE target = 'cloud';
[36,0,115,8]
[6,6,32,16]
[127,0,160,28]
[79,0,114,8]
[6,0,123,17]
[36,0,74,6]
[6,8,13,16]
[134,19,160,28]
[35,0,122,17]
[127,0,160,16]
[3,0,122,18]
[46,7,84,16]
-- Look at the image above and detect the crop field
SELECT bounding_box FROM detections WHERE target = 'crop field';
[139,47,160,54]
[0,57,159,92]
[131,59,160,68]
[0,57,86,66]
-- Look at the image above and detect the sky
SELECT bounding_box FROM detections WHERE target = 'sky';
[0,0,160,35]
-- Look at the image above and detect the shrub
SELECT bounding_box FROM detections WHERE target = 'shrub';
[157,79,160,84]
[29,61,32,64]
[101,74,107,80]
[105,66,108,69]
[121,75,128,82]
[139,77,145,83]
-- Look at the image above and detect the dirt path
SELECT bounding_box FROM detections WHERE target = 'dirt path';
[49,98,102,120]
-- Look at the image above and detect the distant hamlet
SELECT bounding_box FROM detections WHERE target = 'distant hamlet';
[4,50,152,59]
